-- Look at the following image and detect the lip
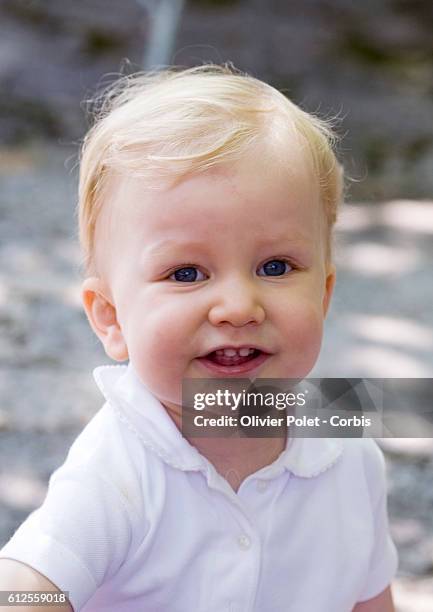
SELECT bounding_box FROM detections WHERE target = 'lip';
[196,350,271,377]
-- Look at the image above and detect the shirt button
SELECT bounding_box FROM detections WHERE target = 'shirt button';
[256,479,269,492]
[237,534,251,550]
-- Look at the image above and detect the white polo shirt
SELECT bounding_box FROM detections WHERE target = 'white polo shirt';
[0,364,398,612]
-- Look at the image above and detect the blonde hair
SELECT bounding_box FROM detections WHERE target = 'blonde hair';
[77,63,343,275]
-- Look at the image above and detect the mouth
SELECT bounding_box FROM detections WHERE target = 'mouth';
[196,346,271,375]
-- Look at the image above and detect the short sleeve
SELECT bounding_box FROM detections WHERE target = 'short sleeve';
[0,465,133,611]
[357,440,398,602]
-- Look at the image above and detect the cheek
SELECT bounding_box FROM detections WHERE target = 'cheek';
[147,299,200,349]
[123,291,196,347]
[122,297,200,400]
[130,309,187,360]
[284,302,324,341]
[278,300,324,374]
[286,301,323,341]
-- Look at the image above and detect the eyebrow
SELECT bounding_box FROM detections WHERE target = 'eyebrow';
[143,233,311,259]
[250,231,311,247]
[143,239,210,259]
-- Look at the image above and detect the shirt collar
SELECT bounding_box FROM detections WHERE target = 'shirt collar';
[93,363,344,478]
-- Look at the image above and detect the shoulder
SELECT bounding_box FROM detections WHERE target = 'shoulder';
[338,438,389,504]
[340,438,386,470]
[61,400,152,473]
[48,402,158,525]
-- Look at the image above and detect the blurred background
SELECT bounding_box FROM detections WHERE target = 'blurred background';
[0,0,432,609]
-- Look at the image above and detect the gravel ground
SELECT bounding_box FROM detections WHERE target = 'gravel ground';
[0,144,432,611]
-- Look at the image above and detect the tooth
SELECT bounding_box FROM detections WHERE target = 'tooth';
[223,348,237,357]
[215,349,224,355]
[249,348,255,354]
[239,348,251,356]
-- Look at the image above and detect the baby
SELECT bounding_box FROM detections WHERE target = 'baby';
[0,64,397,611]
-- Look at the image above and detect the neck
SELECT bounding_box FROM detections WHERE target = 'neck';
[163,401,286,492]
[192,434,287,492]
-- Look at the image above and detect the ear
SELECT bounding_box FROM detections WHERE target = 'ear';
[322,263,336,318]
[81,277,129,362]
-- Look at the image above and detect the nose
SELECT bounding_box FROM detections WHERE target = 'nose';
[207,277,266,327]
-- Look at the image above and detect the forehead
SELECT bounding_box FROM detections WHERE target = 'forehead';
[94,146,323,275]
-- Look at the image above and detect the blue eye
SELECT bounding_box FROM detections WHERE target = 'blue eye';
[258,259,292,276]
[169,266,207,282]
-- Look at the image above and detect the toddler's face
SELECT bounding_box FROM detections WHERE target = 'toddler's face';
[84,148,335,414]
